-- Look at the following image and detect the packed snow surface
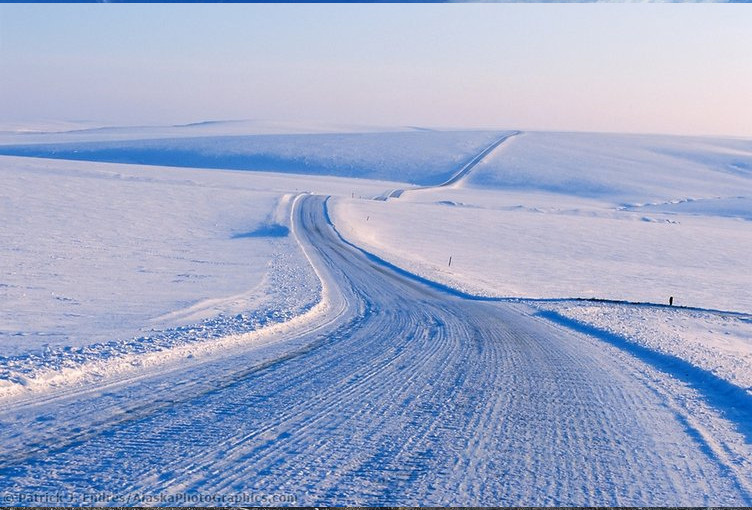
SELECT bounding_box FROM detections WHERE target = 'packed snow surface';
[1,195,750,506]
[532,300,752,392]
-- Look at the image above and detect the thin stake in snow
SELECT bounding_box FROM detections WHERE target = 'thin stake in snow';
[448,256,452,267]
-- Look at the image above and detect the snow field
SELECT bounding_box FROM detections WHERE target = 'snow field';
[331,187,752,312]
[1,156,283,355]
[0,155,398,399]
[468,131,752,204]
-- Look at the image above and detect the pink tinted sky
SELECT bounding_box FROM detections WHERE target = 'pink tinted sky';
[0,3,750,137]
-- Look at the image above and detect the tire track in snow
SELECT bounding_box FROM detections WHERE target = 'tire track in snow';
[0,195,750,505]
[329,199,752,451]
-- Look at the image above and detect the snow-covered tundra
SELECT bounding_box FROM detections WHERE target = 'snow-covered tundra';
[0,123,750,505]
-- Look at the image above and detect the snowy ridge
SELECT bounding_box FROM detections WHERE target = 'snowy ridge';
[467,131,752,202]
[0,119,417,142]
[0,130,505,186]
[375,130,519,200]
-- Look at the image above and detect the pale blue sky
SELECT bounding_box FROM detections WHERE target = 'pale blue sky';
[1,4,751,137]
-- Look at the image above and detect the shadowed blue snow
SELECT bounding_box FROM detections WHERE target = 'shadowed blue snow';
[0,131,506,186]
[467,132,752,203]
[537,309,752,444]
[232,224,289,239]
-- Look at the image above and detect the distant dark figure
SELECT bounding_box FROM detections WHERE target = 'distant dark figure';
[669,296,674,306]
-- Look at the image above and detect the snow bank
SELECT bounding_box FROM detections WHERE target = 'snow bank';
[532,300,752,395]
[0,155,398,399]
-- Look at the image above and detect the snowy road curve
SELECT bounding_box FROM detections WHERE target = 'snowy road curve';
[381,130,519,199]
[1,195,750,506]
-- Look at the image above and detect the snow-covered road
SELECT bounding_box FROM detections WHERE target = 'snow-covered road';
[380,130,520,199]
[1,194,750,506]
